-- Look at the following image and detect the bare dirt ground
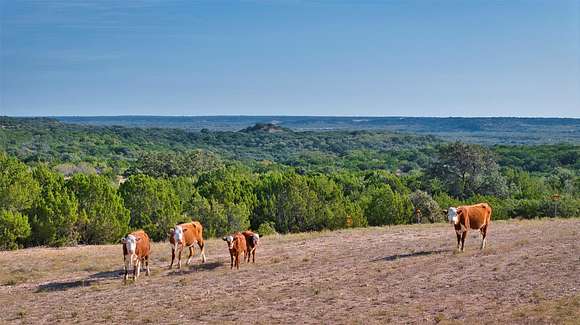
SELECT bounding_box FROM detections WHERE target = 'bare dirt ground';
[1,218,579,324]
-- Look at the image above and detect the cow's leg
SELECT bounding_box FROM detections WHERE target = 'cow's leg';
[460,231,467,252]
[198,240,206,263]
[253,248,256,263]
[186,246,194,265]
[480,224,488,250]
[123,256,129,280]
[177,247,183,269]
[236,253,240,270]
[230,253,234,269]
[145,255,150,276]
[456,232,461,250]
[135,259,141,280]
[169,245,176,269]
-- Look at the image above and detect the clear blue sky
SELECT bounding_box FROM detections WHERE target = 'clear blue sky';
[1,0,579,117]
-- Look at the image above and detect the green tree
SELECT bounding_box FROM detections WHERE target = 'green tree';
[505,169,548,200]
[28,165,79,246]
[0,210,31,250]
[186,196,250,237]
[361,184,413,226]
[67,174,130,244]
[119,174,183,241]
[428,142,508,199]
[409,190,444,223]
[0,152,40,212]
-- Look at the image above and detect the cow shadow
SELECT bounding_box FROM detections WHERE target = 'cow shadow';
[370,249,446,262]
[36,279,99,293]
[166,261,224,276]
[35,269,124,293]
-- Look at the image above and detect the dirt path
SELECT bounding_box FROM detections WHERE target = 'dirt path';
[1,219,579,324]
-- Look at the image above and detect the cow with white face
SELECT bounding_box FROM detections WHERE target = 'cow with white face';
[446,203,492,251]
[447,207,459,224]
[169,221,206,269]
[121,230,151,281]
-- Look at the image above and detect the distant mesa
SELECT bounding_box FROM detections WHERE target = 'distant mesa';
[240,123,290,133]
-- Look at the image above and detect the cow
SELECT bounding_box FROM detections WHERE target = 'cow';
[121,230,151,281]
[223,232,247,270]
[447,203,492,252]
[242,230,260,263]
[169,221,207,269]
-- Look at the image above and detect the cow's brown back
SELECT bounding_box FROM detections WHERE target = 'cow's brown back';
[170,221,204,246]
[458,203,492,230]
[130,230,151,258]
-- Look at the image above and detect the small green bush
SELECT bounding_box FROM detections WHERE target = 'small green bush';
[257,221,278,236]
[0,210,31,250]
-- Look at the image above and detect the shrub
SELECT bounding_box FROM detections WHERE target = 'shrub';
[409,190,444,223]
[67,174,130,244]
[0,210,31,250]
[257,221,278,236]
[28,165,79,247]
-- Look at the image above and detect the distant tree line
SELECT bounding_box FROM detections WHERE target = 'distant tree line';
[1,139,578,250]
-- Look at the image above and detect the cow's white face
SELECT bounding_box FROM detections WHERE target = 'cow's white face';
[123,235,138,255]
[447,207,459,224]
[252,234,260,245]
[223,235,234,249]
[173,226,184,244]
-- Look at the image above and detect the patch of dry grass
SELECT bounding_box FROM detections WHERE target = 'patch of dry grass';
[510,295,580,324]
[0,218,579,324]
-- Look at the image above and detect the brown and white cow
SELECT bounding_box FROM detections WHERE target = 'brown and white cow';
[242,230,260,263]
[169,221,207,269]
[447,203,492,251]
[121,230,151,281]
[223,232,247,270]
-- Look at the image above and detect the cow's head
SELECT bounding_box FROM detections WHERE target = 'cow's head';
[447,207,459,225]
[252,233,260,246]
[122,235,141,253]
[223,235,234,249]
[173,225,185,245]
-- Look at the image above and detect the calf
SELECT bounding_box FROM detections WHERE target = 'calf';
[223,232,247,270]
[447,203,492,251]
[169,221,207,269]
[242,230,260,263]
[121,230,151,281]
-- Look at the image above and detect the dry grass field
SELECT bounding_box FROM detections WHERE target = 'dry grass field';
[1,218,579,324]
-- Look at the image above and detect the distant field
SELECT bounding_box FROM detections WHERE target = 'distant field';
[56,116,580,144]
[1,218,579,324]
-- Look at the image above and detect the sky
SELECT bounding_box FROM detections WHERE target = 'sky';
[0,0,579,117]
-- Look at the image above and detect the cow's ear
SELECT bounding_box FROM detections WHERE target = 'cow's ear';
[222,237,227,241]
[136,237,142,241]
[443,209,448,214]
[183,228,188,232]
[121,238,127,244]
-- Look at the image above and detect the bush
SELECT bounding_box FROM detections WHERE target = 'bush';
[28,165,79,247]
[257,221,278,236]
[119,174,183,241]
[0,210,31,250]
[362,184,413,226]
[409,190,444,223]
[186,196,250,237]
[0,152,40,212]
[67,174,130,244]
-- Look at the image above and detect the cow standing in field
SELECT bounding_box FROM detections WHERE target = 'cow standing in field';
[223,232,247,270]
[121,230,151,281]
[169,221,207,269]
[242,230,260,263]
[447,203,492,251]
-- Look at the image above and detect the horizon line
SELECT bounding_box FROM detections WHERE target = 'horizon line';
[4,114,579,120]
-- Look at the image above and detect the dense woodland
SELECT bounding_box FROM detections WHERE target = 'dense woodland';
[0,117,578,250]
